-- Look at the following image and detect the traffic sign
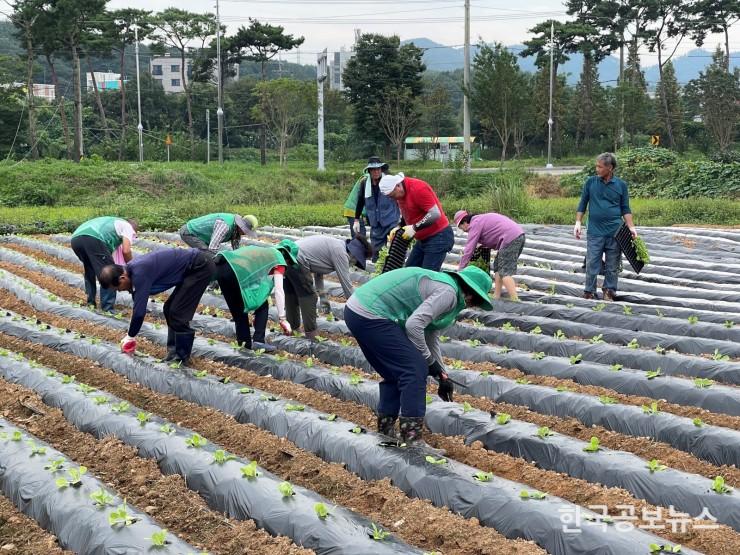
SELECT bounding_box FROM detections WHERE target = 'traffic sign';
[165,133,173,146]
[650,135,660,146]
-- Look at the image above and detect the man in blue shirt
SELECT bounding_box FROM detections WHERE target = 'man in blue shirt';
[574,153,637,301]
[99,248,215,365]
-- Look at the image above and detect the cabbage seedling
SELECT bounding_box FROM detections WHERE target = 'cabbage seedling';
[599,396,617,405]
[185,433,207,448]
[61,374,76,384]
[77,383,95,395]
[148,529,169,547]
[627,338,639,349]
[44,458,65,473]
[314,503,331,519]
[27,441,46,457]
[284,404,305,412]
[439,335,449,343]
[350,426,363,434]
[536,426,554,439]
[260,394,278,401]
[610,363,623,372]
[369,523,390,541]
[623,305,633,315]
[592,303,606,312]
[725,321,735,329]
[497,346,511,354]
[136,412,152,426]
[305,357,314,367]
[556,385,571,392]
[711,476,732,494]
[687,315,699,325]
[531,352,545,360]
[110,401,130,413]
[450,360,465,369]
[520,490,547,500]
[462,402,473,413]
[646,368,662,380]
[240,461,260,479]
[515,377,530,384]
[502,322,516,331]
[569,354,583,364]
[159,424,175,435]
[692,418,704,427]
[694,378,714,389]
[467,339,482,347]
[582,437,601,453]
[649,543,681,554]
[339,338,352,347]
[530,325,542,335]
[654,345,666,355]
[56,466,87,489]
[239,387,254,394]
[711,349,730,362]
[473,471,493,482]
[425,456,446,465]
[425,394,433,404]
[496,413,511,425]
[553,329,566,340]
[642,402,659,415]
[646,459,667,473]
[589,334,604,344]
[314,335,327,342]
[278,481,295,497]
[211,449,236,465]
[194,370,208,378]
[10,431,21,441]
[90,488,115,508]
[108,502,138,527]
[93,395,108,405]
[349,372,364,385]
[471,319,484,328]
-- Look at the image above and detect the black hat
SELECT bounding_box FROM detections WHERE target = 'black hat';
[364,156,389,172]
[346,238,369,270]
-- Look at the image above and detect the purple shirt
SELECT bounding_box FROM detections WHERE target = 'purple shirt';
[458,213,524,269]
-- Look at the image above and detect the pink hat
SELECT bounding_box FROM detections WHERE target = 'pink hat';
[454,210,469,227]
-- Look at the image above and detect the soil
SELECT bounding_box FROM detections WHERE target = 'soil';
[0,494,70,555]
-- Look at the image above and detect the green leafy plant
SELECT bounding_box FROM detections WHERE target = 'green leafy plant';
[649,543,681,553]
[438,335,450,343]
[45,370,57,378]
[61,374,76,385]
[582,437,601,453]
[369,523,390,541]
[425,455,447,465]
[599,395,617,405]
[136,412,152,426]
[56,466,87,489]
[349,372,364,385]
[462,402,473,413]
[553,329,566,340]
[622,305,633,315]
[694,378,714,389]
[239,387,254,394]
[467,339,482,347]
[314,502,331,519]
[502,321,516,331]
[284,404,305,412]
[450,359,465,370]
[27,441,46,457]
[711,476,732,494]
[305,357,314,367]
[687,315,699,325]
[655,309,664,318]
[497,346,511,354]
[556,385,571,392]
[471,319,485,328]
[323,413,338,422]
[480,371,489,377]
[240,461,260,479]
[627,338,639,349]
[10,431,22,442]
[260,394,279,401]
[519,490,547,500]
[185,433,207,449]
[642,401,660,415]
[646,459,667,473]
[77,383,95,395]
[212,449,236,465]
[93,395,109,405]
[207,338,216,346]
[515,377,530,385]
[654,345,666,355]
[169,360,183,369]
[536,426,554,439]
[496,413,511,425]
[339,338,353,347]
[425,394,434,405]
[646,368,662,380]
[725,320,735,329]
[610,363,623,372]
[350,426,363,434]
[90,488,115,508]
[148,529,169,547]
[194,370,208,378]
[530,325,542,335]
[44,458,65,473]
[531,352,545,360]
[473,471,493,482]
[110,401,130,413]
[711,349,730,362]
[693,418,704,427]
[589,334,604,344]
[278,481,295,497]
[108,501,137,527]
[159,423,175,435]
[592,303,606,312]
[569,354,583,365]
[314,335,327,343]
[632,236,650,264]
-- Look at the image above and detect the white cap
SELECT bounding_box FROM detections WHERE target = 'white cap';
[379,172,404,195]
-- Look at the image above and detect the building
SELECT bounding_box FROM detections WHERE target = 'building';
[9,83,56,101]
[86,72,122,92]
[150,54,192,94]
[328,48,353,91]
[404,136,479,162]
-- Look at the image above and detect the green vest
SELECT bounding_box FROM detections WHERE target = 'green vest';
[186,213,236,245]
[71,216,125,253]
[343,176,367,218]
[219,246,286,312]
[354,267,465,331]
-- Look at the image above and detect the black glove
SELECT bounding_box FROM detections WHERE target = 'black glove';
[428,360,454,402]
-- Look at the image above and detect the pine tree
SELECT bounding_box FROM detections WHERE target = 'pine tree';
[653,60,683,149]
[698,46,739,153]
[573,51,606,147]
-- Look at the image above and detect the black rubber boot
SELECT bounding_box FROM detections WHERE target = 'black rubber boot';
[399,416,445,455]
[173,331,196,366]
[163,328,177,362]
[377,414,398,438]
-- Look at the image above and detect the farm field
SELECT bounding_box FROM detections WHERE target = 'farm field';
[0,224,738,555]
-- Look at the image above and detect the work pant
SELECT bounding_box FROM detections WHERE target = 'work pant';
[215,260,269,347]
[405,225,455,272]
[70,235,116,312]
[585,233,621,293]
[163,251,214,333]
[283,264,318,333]
[344,306,428,418]
[179,225,210,251]
[370,222,396,263]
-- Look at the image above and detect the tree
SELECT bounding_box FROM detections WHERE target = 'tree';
[621,44,651,139]
[698,46,739,152]
[471,43,528,162]
[0,54,26,155]
[229,19,304,165]
[343,33,425,156]
[252,78,314,165]
[418,81,457,140]
[374,87,420,162]
[653,60,684,149]
[689,0,739,71]
[151,8,217,159]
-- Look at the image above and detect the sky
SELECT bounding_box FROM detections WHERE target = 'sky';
[108,0,739,67]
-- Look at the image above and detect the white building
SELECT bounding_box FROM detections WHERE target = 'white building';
[86,72,122,92]
[150,54,192,94]
[328,48,353,91]
[9,83,56,101]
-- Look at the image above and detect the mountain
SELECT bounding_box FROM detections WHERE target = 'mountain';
[403,37,738,86]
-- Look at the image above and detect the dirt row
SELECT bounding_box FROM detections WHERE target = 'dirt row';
[0,306,737,554]
[0,378,309,555]
[0,493,71,555]
[0,331,542,555]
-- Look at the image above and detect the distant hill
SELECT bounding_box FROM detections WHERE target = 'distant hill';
[403,37,738,86]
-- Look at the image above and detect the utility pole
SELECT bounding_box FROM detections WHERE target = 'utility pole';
[206,108,210,164]
[546,21,554,170]
[317,49,327,171]
[215,0,224,163]
[462,0,471,171]
[134,23,144,163]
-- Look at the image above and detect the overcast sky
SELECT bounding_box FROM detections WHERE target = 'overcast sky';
[108,0,739,67]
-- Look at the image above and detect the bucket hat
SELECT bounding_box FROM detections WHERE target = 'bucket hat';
[453,210,469,228]
[445,266,493,310]
[236,214,258,237]
[364,156,389,172]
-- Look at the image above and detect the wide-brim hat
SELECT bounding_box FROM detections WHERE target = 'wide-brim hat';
[277,239,299,266]
[236,214,258,238]
[445,266,493,311]
[453,210,469,228]
[364,156,389,172]
[346,238,368,270]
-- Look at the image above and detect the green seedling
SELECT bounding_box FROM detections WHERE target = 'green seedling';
[531,352,545,360]
[610,363,623,372]
[520,490,547,500]
[693,418,704,427]
[90,488,115,508]
[185,433,207,449]
[462,402,473,413]
[450,360,465,370]
[207,338,216,346]
[589,334,604,344]
[627,338,640,349]
[275,354,288,362]
[45,370,57,378]
[513,375,530,385]
[326,313,335,322]
[439,335,449,343]
[89,337,101,344]
[260,394,279,401]
[536,426,554,439]
[687,315,699,325]
[322,413,338,422]
[425,456,447,465]
[77,383,95,395]
[314,502,331,519]
[622,305,633,315]
[168,360,183,369]
[655,309,664,318]
[654,345,666,355]
[314,335,327,343]
[110,401,130,413]
[473,471,494,482]
[305,357,314,367]
[497,346,511,354]
[632,237,650,264]
[480,371,490,377]
[93,395,109,405]
[642,401,660,415]
[711,349,730,362]
[646,459,667,473]
[339,338,353,347]
[194,370,208,378]
[369,523,390,541]
[646,368,662,380]
[694,378,714,389]
[349,372,364,385]
[278,481,295,497]
[148,529,169,547]
[212,449,236,465]
[56,466,87,489]
[530,325,542,335]
[725,320,735,329]
[582,437,601,453]
[350,426,363,434]
[27,441,46,457]
[220,376,231,384]
[108,502,137,527]
[649,543,681,554]
[556,385,571,392]
[554,329,566,340]
[44,458,65,473]
[329,366,341,375]
[467,339,482,347]
[239,387,254,394]
[284,404,305,412]
[159,424,175,435]
[711,476,732,494]
[502,322,516,331]
[136,412,152,426]
[569,354,583,365]
[566,303,575,308]
[10,431,22,442]
[471,318,485,328]
[599,395,617,405]
[496,413,511,425]
[592,303,606,312]
[61,374,76,385]
[240,460,260,479]
[547,284,556,295]
[153,323,163,330]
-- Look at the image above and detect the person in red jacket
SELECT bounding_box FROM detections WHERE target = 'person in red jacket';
[379,173,454,271]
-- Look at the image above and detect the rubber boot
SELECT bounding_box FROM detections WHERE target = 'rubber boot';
[304,329,318,342]
[163,328,177,362]
[173,331,196,366]
[399,416,445,456]
[377,414,398,438]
